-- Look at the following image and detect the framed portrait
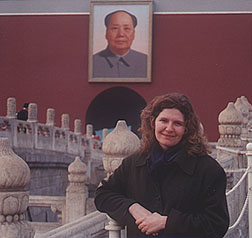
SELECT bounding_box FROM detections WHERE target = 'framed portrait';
[88,1,153,83]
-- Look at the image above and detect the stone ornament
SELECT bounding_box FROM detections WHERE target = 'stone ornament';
[0,139,30,189]
[218,102,243,148]
[241,96,252,140]
[68,156,87,184]
[6,98,16,119]
[27,103,37,123]
[61,114,70,130]
[0,138,34,238]
[101,120,140,237]
[235,97,249,139]
[66,156,88,223]
[102,120,140,176]
[46,108,55,126]
[235,97,249,118]
[241,96,252,121]
[86,124,93,137]
[74,119,82,134]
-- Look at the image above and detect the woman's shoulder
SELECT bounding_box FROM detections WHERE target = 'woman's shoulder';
[195,153,226,177]
[122,150,148,166]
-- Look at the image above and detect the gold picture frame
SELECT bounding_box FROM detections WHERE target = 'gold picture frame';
[88,1,153,83]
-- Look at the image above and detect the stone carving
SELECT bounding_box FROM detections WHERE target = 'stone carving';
[61,114,69,130]
[235,97,249,141]
[68,156,87,184]
[241,96,252,121]
[86,124,93,137]
[241,96,252,141]
[6,98,16,119]
[27,103,37,123]
[74,119,82,135]
[0,138,34,238]
[102,120,140,238]
[102,120,141,177]
[51,202,64,224]
[66,156,88,223]
[218,102,243,148]
[46,108,55,126]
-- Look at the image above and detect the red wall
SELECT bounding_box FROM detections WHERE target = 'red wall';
[0,13,251,141]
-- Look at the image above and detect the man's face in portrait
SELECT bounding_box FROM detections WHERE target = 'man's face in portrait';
[106,11,135,56]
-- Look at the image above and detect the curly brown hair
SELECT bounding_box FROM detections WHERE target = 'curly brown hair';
[138,93,210,156]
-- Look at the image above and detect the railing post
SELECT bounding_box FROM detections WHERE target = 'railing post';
[27,103,38,122]
[86,124,93,137]
[46,108,55,126]
[247,142,252,238]
[74,119,82,135]
[65,156,88,224]
[61,113,70,131]
[102,120,140,238]
[105,217,123,238]
[6,97,16,118]
[0,138,34,237]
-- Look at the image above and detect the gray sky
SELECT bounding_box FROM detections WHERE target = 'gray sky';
[0,0,252,14]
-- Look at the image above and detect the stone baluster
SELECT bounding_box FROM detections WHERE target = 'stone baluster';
[235,97,249,145]
[217,102,244,223]
[61,114,70,130]
[86,124,93,137]
[241,96,252,141]
[0,138,34,237]
[217,102,243,149]
[102,128,109,141]
[65,156,88,223]
[247,142,252,237]
[6,97,16,118]
[102,120,140,238]
[74,119,82,135]
[27,103,38,122]
[46,108,55,126]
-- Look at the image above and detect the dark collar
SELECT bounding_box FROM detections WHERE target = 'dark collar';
[135,149,197,176]
[98,47,131,68]
[174,150,198,176]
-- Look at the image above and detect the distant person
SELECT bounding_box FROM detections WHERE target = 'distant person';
[93,10,147,78]
[17,103,29,121]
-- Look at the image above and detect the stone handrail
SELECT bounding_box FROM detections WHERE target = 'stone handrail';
[36,211,108,238]
[0,116,102,158]
[0,97,103,158]
[29,195,66,224]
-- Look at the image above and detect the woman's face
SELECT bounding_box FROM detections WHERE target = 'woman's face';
[154,108,186,150]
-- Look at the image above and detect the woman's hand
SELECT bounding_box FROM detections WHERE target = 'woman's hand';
[129,204,167,235]
[135,212,167,235]
[128,203,152,220]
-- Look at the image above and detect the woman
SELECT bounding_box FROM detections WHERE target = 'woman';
[95,93,229,237]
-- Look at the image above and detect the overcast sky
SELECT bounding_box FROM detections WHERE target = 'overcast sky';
[0,0,252,14]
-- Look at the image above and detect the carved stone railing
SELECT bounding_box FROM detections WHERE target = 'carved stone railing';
[217,96,252,237]
[27,155,93,225]
[0,138,35,238]
[36,211,108,238]
[29,195,66,224]
[0,115,102,158]
[0,97,103,158]
[102,120,141,238]
[0,97,105,194]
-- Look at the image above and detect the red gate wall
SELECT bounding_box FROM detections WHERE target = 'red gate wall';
[0,13,251,141]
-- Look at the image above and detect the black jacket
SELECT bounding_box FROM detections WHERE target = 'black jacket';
[95,150,229,238]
